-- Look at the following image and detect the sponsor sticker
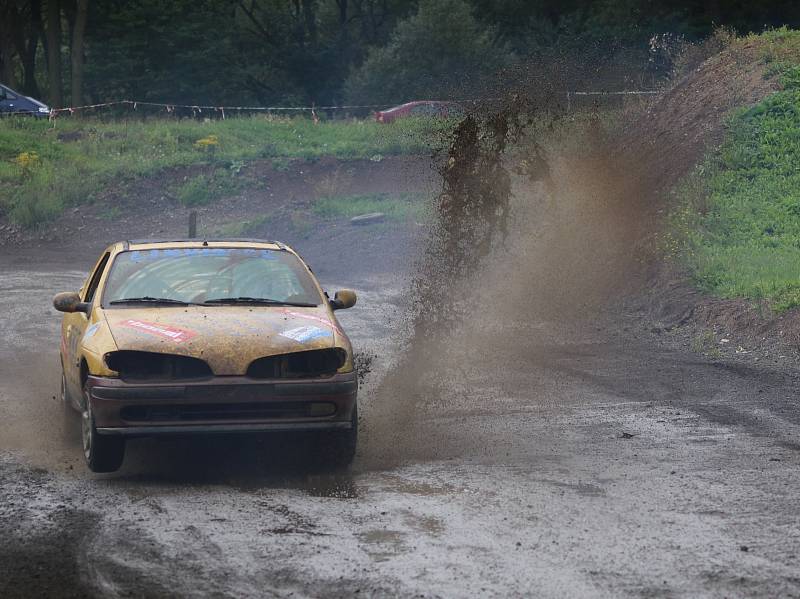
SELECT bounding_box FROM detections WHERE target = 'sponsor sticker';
[280,326,333,343]
[120,319,197,343]
[279,309,341,334]
[83,323,101,342]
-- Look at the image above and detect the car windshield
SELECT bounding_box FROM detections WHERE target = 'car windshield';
[102,248,323,307]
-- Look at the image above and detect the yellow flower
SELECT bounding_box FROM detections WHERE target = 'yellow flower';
[13,151,40,170]
[193,135,219,150]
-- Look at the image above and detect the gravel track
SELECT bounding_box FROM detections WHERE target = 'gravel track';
[1,244,799,598]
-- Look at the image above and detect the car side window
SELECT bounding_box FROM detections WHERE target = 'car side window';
[83,252,111,304]
[412,104,438,116]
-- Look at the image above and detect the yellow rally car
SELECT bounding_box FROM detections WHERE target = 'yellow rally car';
[53,239,358,473]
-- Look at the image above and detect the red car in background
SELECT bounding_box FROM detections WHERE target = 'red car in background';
[375,100,462,123]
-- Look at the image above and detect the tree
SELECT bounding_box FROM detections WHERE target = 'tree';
[344,0,508,104]
[0,0,45,97]
[84,0,243,104]
[45,0,63,107]
[0,2,21,88]
[70,0,88,105]
[5,0,800,110]
[21,0,44,97]
[234,0,409,104]
[1,0,90,107]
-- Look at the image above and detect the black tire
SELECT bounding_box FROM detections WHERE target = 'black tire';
[81,384,125,473]
[318,404,358,470]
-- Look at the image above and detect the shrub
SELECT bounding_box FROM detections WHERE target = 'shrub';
[344,0,508,103]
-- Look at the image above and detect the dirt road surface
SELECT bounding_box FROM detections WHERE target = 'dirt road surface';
[1,221,800,599]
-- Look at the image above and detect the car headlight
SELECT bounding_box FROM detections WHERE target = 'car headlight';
[38,107,50,113]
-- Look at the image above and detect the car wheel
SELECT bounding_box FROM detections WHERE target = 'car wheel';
[318,405,358,470]
[81,383,125,473]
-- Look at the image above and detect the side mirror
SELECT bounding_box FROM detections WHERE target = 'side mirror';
[53,292,90,314]
[330,289,357,310]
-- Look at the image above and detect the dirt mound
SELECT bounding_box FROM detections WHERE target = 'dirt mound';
[622,39,779,196]
[637,265,800,364]
[620,39,800,354]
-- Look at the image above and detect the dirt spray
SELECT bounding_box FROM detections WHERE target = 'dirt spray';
[360,62,670,465]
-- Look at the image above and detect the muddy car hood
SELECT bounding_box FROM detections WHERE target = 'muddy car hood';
[102,305,340,375]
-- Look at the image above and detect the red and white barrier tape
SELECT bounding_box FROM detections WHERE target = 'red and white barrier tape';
[48,99,392,120]
[46,90,662,120]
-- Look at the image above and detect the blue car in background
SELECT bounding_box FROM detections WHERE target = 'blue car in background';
[0,84,50,117]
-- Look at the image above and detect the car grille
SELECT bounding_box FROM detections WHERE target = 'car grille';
[119,401,336,422]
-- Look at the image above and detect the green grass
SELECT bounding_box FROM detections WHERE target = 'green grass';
[211,214,273,238]
[669,28,800,311]
[691,330,722,358]
[172,168,243,206]
[750,26,800,65]
[0,115,447,227]
[312,193,428,221]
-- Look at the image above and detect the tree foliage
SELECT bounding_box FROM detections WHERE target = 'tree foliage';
[1,0,800,108]
[344,0,507,103]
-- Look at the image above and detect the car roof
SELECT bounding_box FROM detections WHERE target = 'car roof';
[121,238,290,252]
[0,84,21,96]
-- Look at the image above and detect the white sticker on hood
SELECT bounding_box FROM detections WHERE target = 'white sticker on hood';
[280,326,332,343]
[83,323,101,342]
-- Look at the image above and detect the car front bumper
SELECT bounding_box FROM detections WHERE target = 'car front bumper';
[86,373,357,436]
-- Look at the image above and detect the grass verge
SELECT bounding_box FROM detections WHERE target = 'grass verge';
[312,193,428,221]
[172,168,244,206]
[0,115,449,227]
[668,28,800,312]
[211,215,273,238]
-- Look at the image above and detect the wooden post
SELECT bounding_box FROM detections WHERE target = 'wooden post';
[188,211,198,238]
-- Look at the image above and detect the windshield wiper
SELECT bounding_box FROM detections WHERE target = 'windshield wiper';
[109,296,192,306]
[203,296,318,307]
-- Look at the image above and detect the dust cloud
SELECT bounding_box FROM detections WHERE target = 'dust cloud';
[361,83,660,466]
